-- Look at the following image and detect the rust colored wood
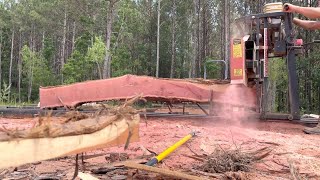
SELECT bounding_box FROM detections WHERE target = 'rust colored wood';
[40,75,212,109]
[39,75,256,110]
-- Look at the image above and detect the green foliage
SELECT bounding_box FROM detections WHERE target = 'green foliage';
[204,59,224,79]
[112,46,132,77]
[269,58,289,113]
[21,45,56,100]
[87,37,106,64]
[75,32,93,55]
[43,37,55,64]
[0,81,11,103]
[63,50,92,84]
[297,52,320,114]
[63,36,106,84]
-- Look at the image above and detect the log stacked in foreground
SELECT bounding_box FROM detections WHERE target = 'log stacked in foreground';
[0,105,140,169]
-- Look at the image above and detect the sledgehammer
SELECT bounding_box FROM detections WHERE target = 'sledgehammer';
[146,131,197,166]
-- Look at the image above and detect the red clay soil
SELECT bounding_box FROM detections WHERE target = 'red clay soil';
[39,75,256,109]
[0,116,319,179]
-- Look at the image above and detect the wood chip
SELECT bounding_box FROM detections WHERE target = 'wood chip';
[78,172,99,180]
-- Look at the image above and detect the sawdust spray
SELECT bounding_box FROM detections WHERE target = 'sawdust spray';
[214,84,256,127]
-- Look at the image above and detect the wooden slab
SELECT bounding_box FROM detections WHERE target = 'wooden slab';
[124,162,205,180]
[39,75,212,109]
[0,115,139,169]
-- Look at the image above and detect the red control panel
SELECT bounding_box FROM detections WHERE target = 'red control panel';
[230,38,245,84]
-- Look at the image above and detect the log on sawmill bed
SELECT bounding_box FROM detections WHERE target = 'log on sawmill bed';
[40,74,257,109]
[39,75,212,109]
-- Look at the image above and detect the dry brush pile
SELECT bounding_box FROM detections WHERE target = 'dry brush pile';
[193,146,272,179]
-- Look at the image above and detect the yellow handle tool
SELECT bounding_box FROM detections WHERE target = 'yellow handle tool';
[146,132,196,166]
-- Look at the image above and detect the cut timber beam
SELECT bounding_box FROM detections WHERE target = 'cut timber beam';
[39,74,212,109]
[0,114,139,169]
[39,75,257,111]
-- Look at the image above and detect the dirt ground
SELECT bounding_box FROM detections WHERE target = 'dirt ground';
[1,116,320,180]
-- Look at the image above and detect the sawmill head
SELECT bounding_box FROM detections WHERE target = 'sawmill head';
[230,8,302,119]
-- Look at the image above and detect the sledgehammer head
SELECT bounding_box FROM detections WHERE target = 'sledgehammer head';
[191,130,201,137]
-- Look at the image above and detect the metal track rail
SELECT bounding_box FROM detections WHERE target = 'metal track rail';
[0,107,318,124]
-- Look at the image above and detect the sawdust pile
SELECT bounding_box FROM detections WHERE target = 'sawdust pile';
[0,96,143,141]
[195,147,271,174]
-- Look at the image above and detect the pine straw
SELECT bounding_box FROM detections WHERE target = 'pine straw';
[195,147,272,174]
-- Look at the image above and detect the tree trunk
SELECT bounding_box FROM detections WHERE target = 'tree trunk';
[170,0,176,78]
[147,0,153,76]
[27,56,35,102]
[61,9,67,72]
[18,32,22,103]
[103,0,118,79]
[156,0,161,78]
[318,86,320,114]
[9,30,14,97]
[196,0,201,78]
[0,30,2,90]
[202,1,207,61]
[42,31,45,51]
[72,21,76,52]
[224,0,230,77]
[191,0,198,78]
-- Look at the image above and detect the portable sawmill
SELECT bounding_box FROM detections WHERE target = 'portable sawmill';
[230,3,303,120]
[20,3,308,122]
